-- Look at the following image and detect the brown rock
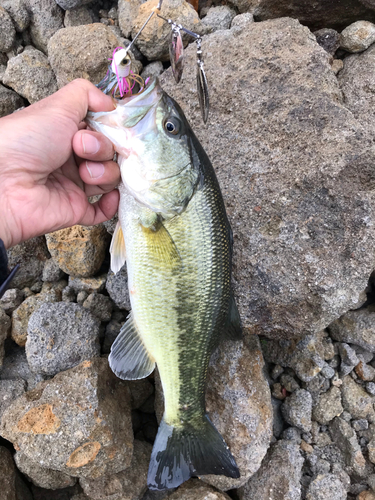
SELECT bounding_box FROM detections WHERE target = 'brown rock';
[68,275,107,293]
[167,479,231,499]
[355,361,375,381]
[300,440,313,453]
[358,491,375,500]
[46,225,109,278]
[0,358,133,479]
[160,17,375,341]
[48,24,121,88]
[341,376,375,420]
[312,386,343,424]
[0,83,24,117]
[80,440,152,500]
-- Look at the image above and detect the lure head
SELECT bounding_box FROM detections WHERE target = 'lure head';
[86,78,198,216]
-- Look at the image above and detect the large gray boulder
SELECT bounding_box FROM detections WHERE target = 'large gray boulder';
[160,17,375,340]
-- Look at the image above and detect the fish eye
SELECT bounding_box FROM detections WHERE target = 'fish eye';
[164,117,180,135]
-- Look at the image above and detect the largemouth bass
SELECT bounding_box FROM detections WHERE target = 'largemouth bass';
[86,78,241,490]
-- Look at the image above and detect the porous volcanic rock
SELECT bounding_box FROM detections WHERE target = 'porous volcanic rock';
[64,6,93,27]
[26,302,101,376]
[118,0,145,39]
[306,473,347,500]
[79,440,152,500]
[55,0,92,9]
[167,479,232,499]
[340,20,375,53]
[202,336,272,490]
[233,0,375,31]
[237,439,304,500]
[48,24,121,88]
[160,17,375,341]
[0,358,133,479]
[0,83,24,117]
[0,0,30,32]
[132,0,206,60]
[3,46,58,103]
[46,225,109,278]
[0,6,16,52]
[27,0,64,53]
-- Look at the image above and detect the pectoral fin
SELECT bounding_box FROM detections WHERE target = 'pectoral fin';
[110,221,126,274]
[109,312,155,380]
[222,291,242,341]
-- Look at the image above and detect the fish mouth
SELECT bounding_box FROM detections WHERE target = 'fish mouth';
[86,78,163,131]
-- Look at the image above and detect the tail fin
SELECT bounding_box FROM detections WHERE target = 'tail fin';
[147,414,240,490]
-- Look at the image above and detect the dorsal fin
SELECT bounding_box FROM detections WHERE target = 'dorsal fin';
[109,312,155,380]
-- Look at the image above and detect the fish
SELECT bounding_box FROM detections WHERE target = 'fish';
[86,78,241,490]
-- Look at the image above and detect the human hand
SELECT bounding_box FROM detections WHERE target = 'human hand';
[0,78,121,249]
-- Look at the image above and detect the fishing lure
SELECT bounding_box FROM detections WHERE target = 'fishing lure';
[96,1,210,123]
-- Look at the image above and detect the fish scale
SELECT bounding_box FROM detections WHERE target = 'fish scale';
[86,78,240,490]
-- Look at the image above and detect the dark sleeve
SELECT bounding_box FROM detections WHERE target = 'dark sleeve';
[0,239,19,299]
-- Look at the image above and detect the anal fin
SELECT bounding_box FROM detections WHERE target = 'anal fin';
[110,221,126,274]
[222,291,242,341]
[109,312,155,380]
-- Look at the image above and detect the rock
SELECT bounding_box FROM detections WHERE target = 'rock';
[339,342,359,366]
[0,446,32,500]
[303,373,330,405]
[127,378,154,409]
[160,17,375,341]
[0,358,133,479]
[230,12,254,29]
[0,6,16,51]
[314,28,340,55]
[355,361,375,381]
[48,24,120,88]
[352,418,369,431]
[0,0,30,32]
[368,438,375,463]
[330,309,375,352]
[141,61,164,81]
[62,286,76,303]
[118,0,144,39]
[282,427,302,443]
[338,45,375,138]
[46,225,108,278]
[244,0,375,31]
[106,268,131,310]
[306,473,346,500]
[42,258,64,282]
[79,440,151,500]
[167,479,231,499]
[64,6,93,27]
[358,491,375,500]
[320,363,335,379]
[238,440,304,500]
[68,275,107,294]
[354,346,374,364]
[199,336,272,490]
[82,293,113,322]
[312,386,343,424]
[1,289,24,314]
[103,312,126,354]
[281,389,312,432]
[27,0,64,53]
[132,0,206,61]
[340,21,375,53]
[331,59,344,74]
[0,378,26,419]
[15,451,77,489]
[0,82,23,116]
[3,46,58,103]
[0,307,11,366]
[202,6,236,31]
[55,0,92,9]
[341,375,375,420]
[366,382,375,395]
[329,417,366,476]
[262,334,326,382]
[11,282,63,347]
[26,302,100,376]
[279,373,300,392]
[0,340,44,390]
[7,236,49,289]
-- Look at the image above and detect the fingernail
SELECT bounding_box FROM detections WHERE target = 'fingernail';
[82,134,100,154]
[86,161,105,179]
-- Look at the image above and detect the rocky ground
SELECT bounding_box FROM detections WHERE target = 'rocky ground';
[2,0,375,499]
